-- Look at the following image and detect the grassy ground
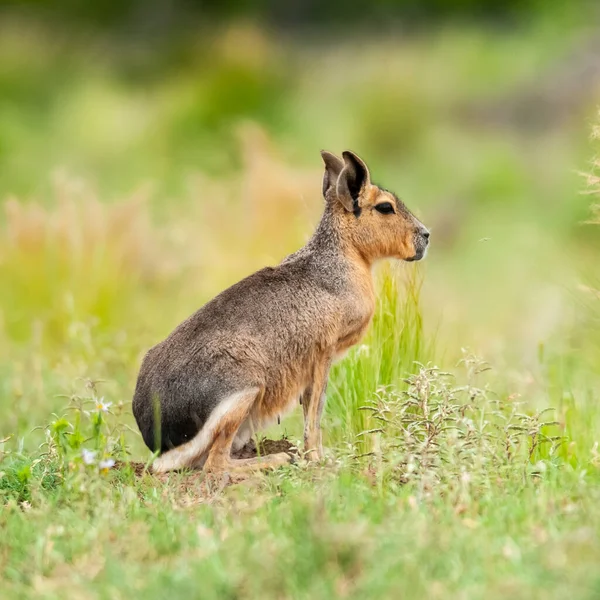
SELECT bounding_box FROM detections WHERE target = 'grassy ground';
[2,12,600,599]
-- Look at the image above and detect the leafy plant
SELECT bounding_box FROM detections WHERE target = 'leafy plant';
[357,353,563,496]
[0,379,132,504]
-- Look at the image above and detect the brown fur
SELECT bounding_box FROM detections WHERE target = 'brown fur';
[132,150,429,475]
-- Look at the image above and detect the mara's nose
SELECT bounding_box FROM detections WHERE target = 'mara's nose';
[421,229,430,242]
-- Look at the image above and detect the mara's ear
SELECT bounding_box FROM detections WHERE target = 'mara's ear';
[320,150,344,199]
[336,150,371,213]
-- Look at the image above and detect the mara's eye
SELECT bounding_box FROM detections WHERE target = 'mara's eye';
[375,202,395,215]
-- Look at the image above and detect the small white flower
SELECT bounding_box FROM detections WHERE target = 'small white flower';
[95,397,112,413]
[81,449,97,465]
[356,344,370,357]
[98,458,115,472]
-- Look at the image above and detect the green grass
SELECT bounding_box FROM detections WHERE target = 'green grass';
[2,390,600,599]
[2,12,600,599]
[327,267,435,449]
[2,269,599,599]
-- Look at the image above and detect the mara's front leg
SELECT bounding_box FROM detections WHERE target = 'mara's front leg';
[301,358,331,462]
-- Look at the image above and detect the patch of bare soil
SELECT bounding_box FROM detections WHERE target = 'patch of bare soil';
[232,437,297,459]
[115,438,298,496]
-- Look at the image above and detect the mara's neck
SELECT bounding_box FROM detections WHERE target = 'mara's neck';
[304,204,372,271]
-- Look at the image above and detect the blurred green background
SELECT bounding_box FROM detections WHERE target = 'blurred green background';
[0,0,599,447]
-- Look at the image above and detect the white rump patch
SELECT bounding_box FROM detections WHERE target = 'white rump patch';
[152,387,258,473]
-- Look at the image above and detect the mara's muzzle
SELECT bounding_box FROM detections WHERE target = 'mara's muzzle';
[406,228,430,262]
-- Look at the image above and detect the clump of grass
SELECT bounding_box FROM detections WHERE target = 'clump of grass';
[356,352,563,498]
[0,378,132,505]
[46,379,130,465]
[327,264,435,448]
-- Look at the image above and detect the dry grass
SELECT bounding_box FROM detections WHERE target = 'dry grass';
[585,121,600,224]
[0,127,322,346]
[0,172,172,345]
[186,124,321,291]
[3,175,163,280]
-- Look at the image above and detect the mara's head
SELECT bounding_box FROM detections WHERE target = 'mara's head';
[321,150,429,263]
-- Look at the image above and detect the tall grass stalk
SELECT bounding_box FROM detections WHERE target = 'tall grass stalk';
[326,264,436,449]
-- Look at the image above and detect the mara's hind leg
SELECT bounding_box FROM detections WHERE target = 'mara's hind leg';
[231,418,254,454]
[153,388,258,473]
[204,389,292,475]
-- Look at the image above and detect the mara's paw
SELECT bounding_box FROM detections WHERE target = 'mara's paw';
[205,452,293,477]
[152,452,183,473]
[264,451,294,468]
[304,448,325,463]
[238,451,294,471]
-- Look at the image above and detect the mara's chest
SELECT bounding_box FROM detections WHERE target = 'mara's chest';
[334,289,376,358]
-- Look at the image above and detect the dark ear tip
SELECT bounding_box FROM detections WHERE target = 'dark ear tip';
[321,150,345,171]
[342,150,369,172]
[342,150,361,165]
